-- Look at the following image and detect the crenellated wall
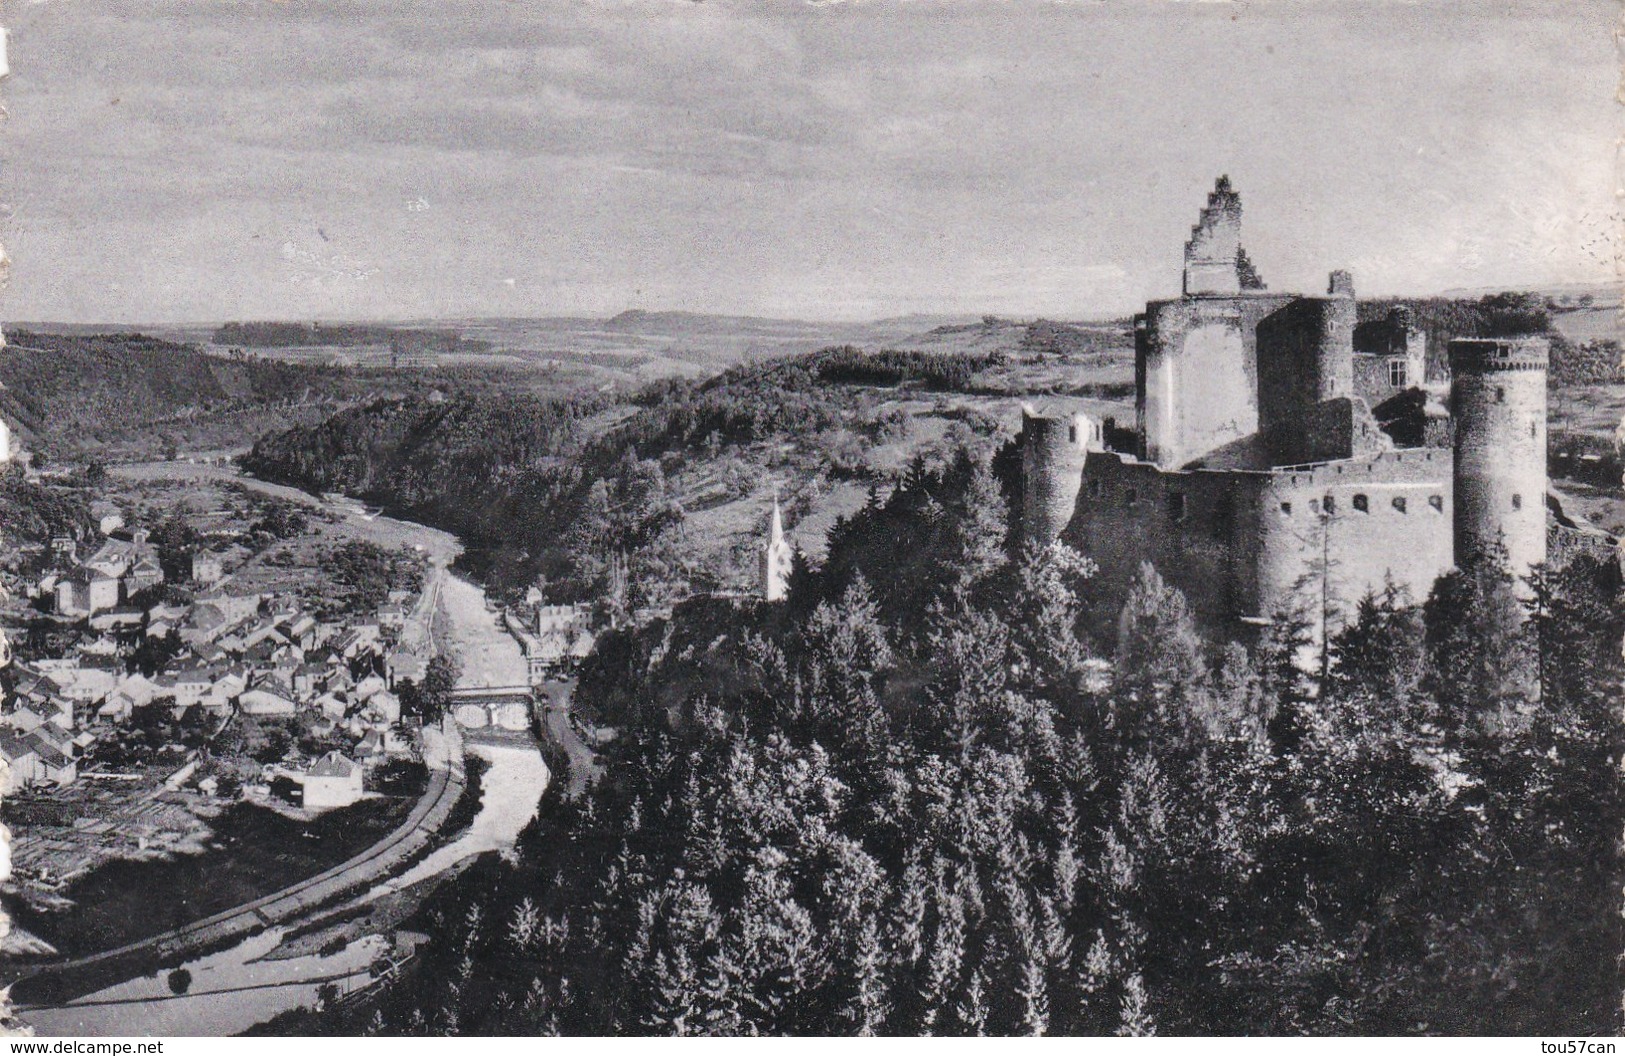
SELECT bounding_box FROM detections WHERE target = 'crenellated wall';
[1056,448,1453,639]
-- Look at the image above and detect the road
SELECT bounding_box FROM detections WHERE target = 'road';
[538,680,602,798]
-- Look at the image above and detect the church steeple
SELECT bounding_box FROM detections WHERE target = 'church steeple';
[760,491,792,602]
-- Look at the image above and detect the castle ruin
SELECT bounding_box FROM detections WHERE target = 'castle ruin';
[1019,177,1548,638]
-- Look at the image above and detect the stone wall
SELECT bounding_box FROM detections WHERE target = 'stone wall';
[1182,175,1246,296]
[1255,450,1454,634]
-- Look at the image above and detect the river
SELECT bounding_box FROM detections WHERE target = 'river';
[19,463,550,1036]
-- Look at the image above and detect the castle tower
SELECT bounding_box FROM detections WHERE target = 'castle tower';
[760,494,793,602]
[1019,407,1097,546]
[1450,337,1548,583]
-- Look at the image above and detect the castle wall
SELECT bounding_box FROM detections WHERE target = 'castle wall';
[1059,449,1453,639]
[1450,338,1548,581]
[1060,453,1271,635]
[1255,450,1454,631]
[1136,293,1295,468]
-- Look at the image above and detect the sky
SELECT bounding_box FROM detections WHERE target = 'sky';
[0,0,1618,324]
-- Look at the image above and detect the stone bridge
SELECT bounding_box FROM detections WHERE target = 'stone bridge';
[448,684,534,731]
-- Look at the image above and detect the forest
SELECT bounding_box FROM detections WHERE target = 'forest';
[287,444,1622,1037]
[242,350,896,603]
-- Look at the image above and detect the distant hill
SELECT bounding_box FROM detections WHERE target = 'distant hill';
[0,330,390,456]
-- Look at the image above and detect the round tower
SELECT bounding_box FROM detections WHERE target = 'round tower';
[1449,337,1548,582]
[1019,407,1096,546]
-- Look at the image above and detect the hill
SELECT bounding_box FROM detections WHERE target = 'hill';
[0,330,560,460]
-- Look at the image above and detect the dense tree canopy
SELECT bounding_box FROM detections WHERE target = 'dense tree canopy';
[291,444,1622,1037]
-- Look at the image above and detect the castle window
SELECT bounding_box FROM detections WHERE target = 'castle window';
[1388,359,1407,387]
[1530,420,1537,439]
[1167,493,1186,524]
[1496,387,1505,403]
[1309,499,1320,514]
[1280,501,1293,517]
[1322,495,1336,515]
[1069,425,1078,443]
[1428,495,1444,513]
[1392,496,1407,514]
[1352,493,1369,513]
[1511,493,1522,510]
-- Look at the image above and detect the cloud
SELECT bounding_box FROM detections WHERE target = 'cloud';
[0,0,1617,322]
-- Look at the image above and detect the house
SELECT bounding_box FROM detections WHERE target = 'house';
[240,674,297,716]
[89,608,144,632]
[0,731,41,793]
[46,666,118,704]
[356,728,388,763]
[242,619,287,651]
[4,704,50,734]
[32,736,77,786]
[375,602,408,632]
[216,666,249,699]
[364,690,401,724]
[292,662,327,697]
[280,613,317,650]
[530,603,595,669]
[191,551,225,586]
[90,501,125,537]
[180,603,236,646]
[314,692,349,721]
[353,673,388,703]
[386,649,427,689]
[303,751,364,810]
[0,728,76,790]
[148,601,188,625]
[98,673,158,722]
[125,552,165,596]
[57,567,120,616]
[333,624,381,660]
[168,664,217,707]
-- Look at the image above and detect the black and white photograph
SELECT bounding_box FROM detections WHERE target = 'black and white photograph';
[0,0,1618,1040]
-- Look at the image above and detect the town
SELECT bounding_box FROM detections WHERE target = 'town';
[0,443,600,962]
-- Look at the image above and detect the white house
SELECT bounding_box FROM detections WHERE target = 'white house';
[303,751,364,810]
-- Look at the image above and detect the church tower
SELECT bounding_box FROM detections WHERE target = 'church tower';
[760,494,793,602]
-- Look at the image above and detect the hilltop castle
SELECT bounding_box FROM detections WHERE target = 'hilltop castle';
[1018,177,1549,638]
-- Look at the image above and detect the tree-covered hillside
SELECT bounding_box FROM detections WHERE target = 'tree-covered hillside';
[0,331,377,454]
[286,447,1620,1037]
[242,348,1015,603]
